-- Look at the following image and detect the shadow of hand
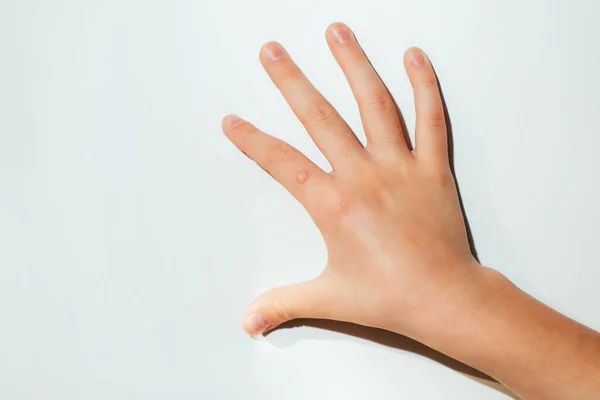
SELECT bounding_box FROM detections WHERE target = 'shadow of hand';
[266,319,519,399]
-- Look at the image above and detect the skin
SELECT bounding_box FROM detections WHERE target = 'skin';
[221,23,600,400]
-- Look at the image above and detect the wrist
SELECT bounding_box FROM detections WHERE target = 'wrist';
[398,263,512,351]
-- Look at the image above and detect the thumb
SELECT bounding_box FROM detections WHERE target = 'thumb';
[242,277,332,338]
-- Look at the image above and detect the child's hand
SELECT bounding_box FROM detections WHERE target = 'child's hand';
[223,23,600,400]
[223,22,484,339]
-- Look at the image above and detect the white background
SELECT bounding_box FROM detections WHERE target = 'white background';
[1,0,599,399]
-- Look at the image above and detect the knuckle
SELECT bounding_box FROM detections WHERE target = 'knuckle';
[330,194,354,217]
[306,102,336,123]
[425,110,446,127]
[265,141,292,167]
[234,123,260,148]
[318,186,355,219]
[418,76,439,90]
[363,169,394,206]
[321,162,394,221]
[362,93,393,111]
[364,171,387,193]
[279,65,303,80]
[272,296,295,321]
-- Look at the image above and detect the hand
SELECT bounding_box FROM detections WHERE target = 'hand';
[223,23,600,400]
[223,22,484,339]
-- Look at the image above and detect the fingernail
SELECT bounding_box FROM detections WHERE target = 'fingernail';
[244,313,270,337]
[263,43,287,61]
[409,48,426,66]
[331,24,352,43]
[224,114,242,126]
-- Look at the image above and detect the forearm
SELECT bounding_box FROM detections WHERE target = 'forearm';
[411,267,600,400]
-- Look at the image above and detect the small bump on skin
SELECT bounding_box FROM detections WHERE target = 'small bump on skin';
[296,170,309,184]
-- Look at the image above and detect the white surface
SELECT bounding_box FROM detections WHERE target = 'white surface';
[1,0,600,399]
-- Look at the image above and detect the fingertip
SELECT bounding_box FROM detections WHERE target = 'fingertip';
[326,21,346,35]
[259,40,276,55]
[260,41,287,62]
[242,312,271,337]
[404,47,427,67]
[222,114,243,132]
[326,22,354,44]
